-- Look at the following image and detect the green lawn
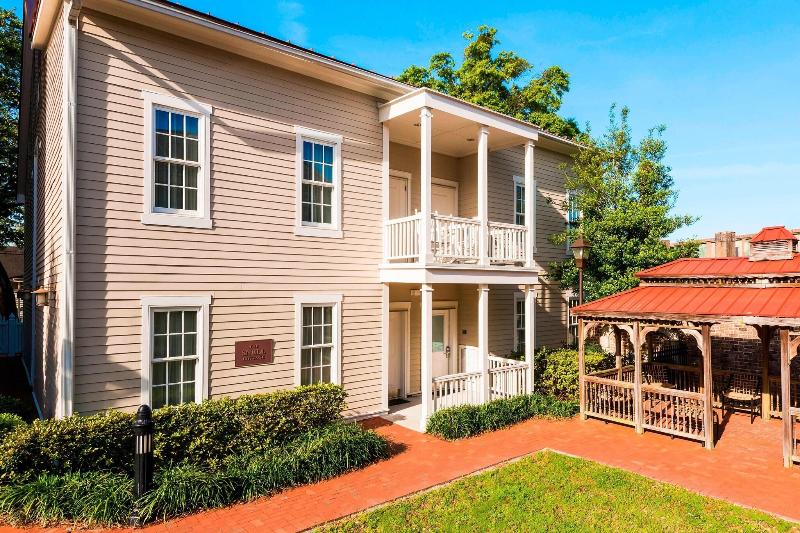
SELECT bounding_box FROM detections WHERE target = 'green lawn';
[321,452,796,533]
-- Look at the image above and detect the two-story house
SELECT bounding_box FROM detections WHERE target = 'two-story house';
[18,0,579,430]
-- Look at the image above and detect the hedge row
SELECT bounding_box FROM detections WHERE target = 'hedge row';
[533,346,614,402]
[0,384,346,482]
[0,421,389,527]
[426,393,578,440]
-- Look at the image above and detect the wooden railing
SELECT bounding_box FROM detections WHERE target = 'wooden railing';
[791,407,800,464]
[431,214,481,262]
[384,214,420,260]
[641,385,706,442]
[488,222,527,264]
[584,375,635,425]
[432,371,482,413]
[588,365,635,383]
[769,378,800,418]
[489,362,529,400]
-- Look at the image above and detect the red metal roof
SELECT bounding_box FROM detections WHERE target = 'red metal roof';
[750,226,798,243]
[572,285,800,320]
[636,254,800,278]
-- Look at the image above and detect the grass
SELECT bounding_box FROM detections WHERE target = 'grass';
[321,451,797,532]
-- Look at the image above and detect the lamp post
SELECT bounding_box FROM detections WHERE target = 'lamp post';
[571,237,591,306]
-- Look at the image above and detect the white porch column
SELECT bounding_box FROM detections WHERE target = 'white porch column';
[478,284,490,403]
[419,107,433,265]
[524,140,536,268]
[419,283,434,432]
[477,126,490,266]
[524,284,536,393]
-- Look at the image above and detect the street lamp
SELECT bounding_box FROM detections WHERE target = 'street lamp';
[571,237,591,306]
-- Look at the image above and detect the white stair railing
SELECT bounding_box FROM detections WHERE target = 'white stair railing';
[489,361,529,400]
[433,371,483,412]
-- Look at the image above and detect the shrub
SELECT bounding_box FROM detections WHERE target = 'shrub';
[140,421,388,522]
[0,396,34,421]
[0,384,347,482]
[426,393,578,440]
[534,346,614,401]
[0,472,133,526]
[0,414,25,441]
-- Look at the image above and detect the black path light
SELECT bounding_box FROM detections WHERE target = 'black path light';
[130,404,154,526]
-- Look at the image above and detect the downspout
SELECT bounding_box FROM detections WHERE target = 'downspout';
[58,0,81,418]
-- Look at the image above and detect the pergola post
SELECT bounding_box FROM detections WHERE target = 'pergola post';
[702,324,714,450]
[780,328,792,467]
[758,325,773,421]
[578,318,586,420]
[633,321,643,434]
[613,325,622,380]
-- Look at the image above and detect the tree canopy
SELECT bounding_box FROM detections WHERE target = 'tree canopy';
[397,26,580,139]
[0,9,21,248]
[549,106,698,301]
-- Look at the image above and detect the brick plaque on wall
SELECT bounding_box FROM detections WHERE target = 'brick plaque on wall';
[235,339,275,367]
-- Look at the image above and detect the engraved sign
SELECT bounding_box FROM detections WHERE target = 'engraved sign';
[235,339,274,367]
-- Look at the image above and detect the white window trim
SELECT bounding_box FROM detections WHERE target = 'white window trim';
[513,175,524,226]
[565,188,582,255]
[567,293,580,343]
[294,126,343,238]
[141,91,213,229]
[294,293,343,386]
[513,291,525,352]
[140,295,211,406]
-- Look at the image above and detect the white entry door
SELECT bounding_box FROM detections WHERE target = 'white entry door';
[431,309,452,378]
[388,310,407,399]
[390,175,409,219]
[431,182,458,216]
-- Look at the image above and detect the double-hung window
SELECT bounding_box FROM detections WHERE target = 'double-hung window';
[295,127,343,238]
[142,91,212,229]
[141,295,210,408]
[568,294,580,344]
[513,176,525,226]
[294,294,342,386]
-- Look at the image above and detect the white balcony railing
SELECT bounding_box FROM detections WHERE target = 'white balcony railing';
[489,222,527,264]
[384,214,528,266]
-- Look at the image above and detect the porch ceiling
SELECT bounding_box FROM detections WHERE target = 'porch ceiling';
[380,89,537,158]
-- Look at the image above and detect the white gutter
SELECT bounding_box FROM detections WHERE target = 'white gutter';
[57,0,80,418]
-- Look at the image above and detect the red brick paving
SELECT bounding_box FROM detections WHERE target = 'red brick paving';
[2,412,799,533]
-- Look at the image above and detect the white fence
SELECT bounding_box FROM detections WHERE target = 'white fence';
[385,214,528,265]
[433,371,483,412]
[489,361,529,400]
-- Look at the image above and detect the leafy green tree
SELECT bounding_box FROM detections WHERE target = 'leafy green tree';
[397,26,580,139]
[0,9,21,248]
[549,105,697,301]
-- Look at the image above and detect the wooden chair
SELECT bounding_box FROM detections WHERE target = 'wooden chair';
[721,373,761,423]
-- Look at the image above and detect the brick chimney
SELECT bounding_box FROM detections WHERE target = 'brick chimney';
[749,226,798,261]
[714,231,736,258]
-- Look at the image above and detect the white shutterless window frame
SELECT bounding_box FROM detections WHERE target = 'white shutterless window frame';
[140,295,211,407]
[293,293,343,386]
[294,126,343,238]
[141,91,213,229]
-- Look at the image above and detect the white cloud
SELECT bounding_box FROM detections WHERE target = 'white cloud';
[277,1,308,46]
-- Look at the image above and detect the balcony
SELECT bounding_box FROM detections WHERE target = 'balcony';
[385,213,528,265]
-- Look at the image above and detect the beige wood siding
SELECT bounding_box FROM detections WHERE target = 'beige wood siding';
[73,10,384,416]
[34,6,65,418]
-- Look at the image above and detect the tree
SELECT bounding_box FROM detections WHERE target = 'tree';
[397,26,580,139]
[549,105,697,301]
[0,9,21,248]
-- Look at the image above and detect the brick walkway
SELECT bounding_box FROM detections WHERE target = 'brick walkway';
[2,412,799,533]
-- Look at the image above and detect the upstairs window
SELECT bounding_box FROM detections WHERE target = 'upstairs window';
[295,127,343,238]
[142,91,212,229]
[514,176,525,226]
[514,293,525,355]
[565,189,581,254]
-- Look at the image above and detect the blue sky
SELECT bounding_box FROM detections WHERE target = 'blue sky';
[7,0,799,239]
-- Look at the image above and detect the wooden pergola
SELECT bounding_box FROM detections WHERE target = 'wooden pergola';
[572,228,800,467]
